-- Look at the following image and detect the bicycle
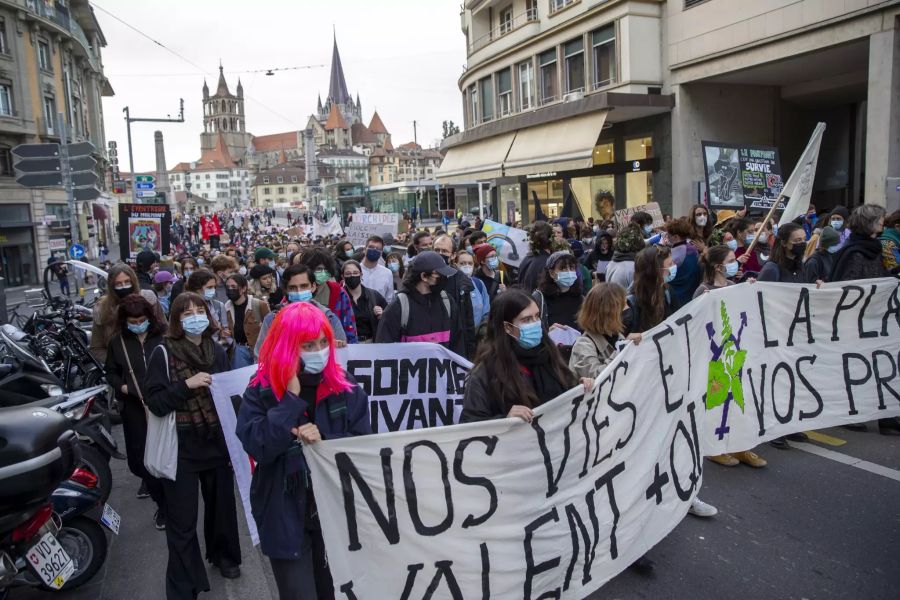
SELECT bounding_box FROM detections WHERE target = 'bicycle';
[6,302,32,328]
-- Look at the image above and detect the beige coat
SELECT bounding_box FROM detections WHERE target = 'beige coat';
[90,290,165,363]
[568,331,622,380]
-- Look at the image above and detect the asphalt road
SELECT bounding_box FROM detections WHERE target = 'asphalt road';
[9,422,897,600]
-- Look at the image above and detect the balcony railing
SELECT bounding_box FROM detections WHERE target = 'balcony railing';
[469,8,538,54]
[24,0,99,72]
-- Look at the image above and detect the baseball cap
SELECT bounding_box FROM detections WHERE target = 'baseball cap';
[254,247,277,261]
[409,251,457,277]
[153,270,176,284]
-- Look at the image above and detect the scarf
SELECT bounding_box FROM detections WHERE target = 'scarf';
[611,250,635,263]
[513,343,569,406]
[167,336,220,439]
[880,227,900,247]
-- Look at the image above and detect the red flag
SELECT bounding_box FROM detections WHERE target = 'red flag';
[210,214,223,236]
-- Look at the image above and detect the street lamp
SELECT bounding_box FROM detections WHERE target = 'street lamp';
[185,171,193,214]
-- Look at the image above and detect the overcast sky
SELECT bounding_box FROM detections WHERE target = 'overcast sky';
[95,0,466,173]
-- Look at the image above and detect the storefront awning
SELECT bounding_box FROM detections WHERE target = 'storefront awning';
[436,132,516,185]
[502,111,609,178]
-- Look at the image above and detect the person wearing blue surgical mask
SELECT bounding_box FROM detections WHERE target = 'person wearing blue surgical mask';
[104,294,168,531]
[145,292,242,592]
[694,245,752,298]
[461,289,591,424]
[185,269,231,351]
[533,251,584,334]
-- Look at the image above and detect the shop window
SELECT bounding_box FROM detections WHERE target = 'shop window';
[564,38,585,94]
[500,184,522,224]
[497,68,512,116]
[479,75,494,123]
[592,141,614,165]
[626,171,653,207]
[625,136,653,160]
[518,60,535,111]
[592,25,616,89]
[539,49,558,104]
[0,203,30,223]
[527,179,564,219]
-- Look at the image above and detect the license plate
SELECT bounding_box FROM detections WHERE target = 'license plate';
[100,503,120,535]
[97,424,115,447]
[26,531,75,590]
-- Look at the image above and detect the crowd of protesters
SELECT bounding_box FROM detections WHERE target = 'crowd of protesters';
[88,201,900,600]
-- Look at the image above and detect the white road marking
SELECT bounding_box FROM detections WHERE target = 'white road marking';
[793,442,900,483]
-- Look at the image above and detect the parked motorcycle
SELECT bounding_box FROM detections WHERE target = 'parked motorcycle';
[0,406,80,595]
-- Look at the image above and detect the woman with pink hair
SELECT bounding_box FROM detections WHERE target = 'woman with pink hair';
[236,302,370,600]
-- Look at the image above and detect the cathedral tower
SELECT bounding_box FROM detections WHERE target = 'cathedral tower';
[201,64,253,164]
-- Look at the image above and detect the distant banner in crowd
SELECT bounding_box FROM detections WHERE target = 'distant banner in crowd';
[117,203,171,259]
[613,202,664,230]
[312,214,344,238]
[702,141,785,212]
[305,279,900,598]
[347,213,399,248]
[482,220,529,267]
[210,343,472,546]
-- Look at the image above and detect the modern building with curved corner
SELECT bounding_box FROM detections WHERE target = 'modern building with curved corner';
[440,0,900,223]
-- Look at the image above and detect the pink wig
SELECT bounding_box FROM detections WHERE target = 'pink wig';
[251,302,351,400]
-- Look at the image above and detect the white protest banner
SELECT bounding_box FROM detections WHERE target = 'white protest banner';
[305,278,900,598]
[312,214,344,238]
[482,219,529,267]
[613,202,665,229]
[209,365,258,544]
[346,213,399,248]
[209,343,472,546]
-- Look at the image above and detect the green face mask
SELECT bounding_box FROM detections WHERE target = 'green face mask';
[314,271,330,285]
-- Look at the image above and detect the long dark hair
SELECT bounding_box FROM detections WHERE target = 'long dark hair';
[700,244,731,284]
[472,289,575,410]
[633,245,671,331]
[537,253,580,296]
[166,292,219,340]
[769,222,802,270]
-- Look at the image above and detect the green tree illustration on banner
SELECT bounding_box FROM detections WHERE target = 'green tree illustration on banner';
[706,301,747,412]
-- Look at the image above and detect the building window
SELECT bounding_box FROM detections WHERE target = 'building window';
[43,96,55,133]
[518,60,535,111]
[592,141,614,165]
[499,5,513,35]
[276,176,283,183]
[467,84,478,127]
[291,186,298,192]
[539,49,558,104]
[564,38,585,94]
[38,41,51,71]
[497,68,512,116]
[262,176,269,184]
[479,76,494,123]
[0,19,8,54]
[264,188,271,195]
[291,176,298,183]
[549,0,577,13]
[526,0,538,20]
[0,147,12,176]
[0,83,12,116]
[277,187,285,194]
[592,24,616,89]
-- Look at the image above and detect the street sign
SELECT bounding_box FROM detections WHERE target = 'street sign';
[66,141,96,157]
[135,182,155,190]
[68,244,85,260]
[135,175,155,183]
[11,143,60,159]
[71,172,98,187]
[49,238,66,251]
[136,190,157,198]
[13,156,61,174]
[15,172,63,187]
[74,187,101,201]
[69,155,97,172]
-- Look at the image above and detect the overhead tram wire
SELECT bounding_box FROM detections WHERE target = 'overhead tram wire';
[92,3,306,128]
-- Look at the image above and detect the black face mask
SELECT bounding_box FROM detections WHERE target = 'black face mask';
[791,242,807,259]
[114,286,132,299]
[344,275,362,290]
[225,288,241,302]
[440,254,450,265]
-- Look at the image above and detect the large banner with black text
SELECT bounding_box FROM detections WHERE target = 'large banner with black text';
[304,278,900,598]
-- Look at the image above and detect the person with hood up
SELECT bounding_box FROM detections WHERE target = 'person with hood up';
[516,221,554,292]
[803,226,840,284]
[824,205,851,248]
[375,251,466,357]
[605,225,645,293]
[136,250,159,291]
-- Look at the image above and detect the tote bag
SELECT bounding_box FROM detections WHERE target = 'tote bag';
[140,344,178,480]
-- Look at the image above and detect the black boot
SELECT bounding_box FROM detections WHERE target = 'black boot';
[878,417,900,436]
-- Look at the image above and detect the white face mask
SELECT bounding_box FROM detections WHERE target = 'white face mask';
[459,265,474,276]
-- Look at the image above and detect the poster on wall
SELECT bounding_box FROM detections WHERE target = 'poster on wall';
[701,142,785,212]
[117,203,171,259]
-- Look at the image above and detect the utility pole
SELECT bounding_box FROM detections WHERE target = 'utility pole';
[57,112,79,252]
[123,99,185,203]
[413,120,421,223]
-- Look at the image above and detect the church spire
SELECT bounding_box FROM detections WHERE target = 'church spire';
[202,78,209,99]
[327,32,351,107]
[216,62,230,96]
